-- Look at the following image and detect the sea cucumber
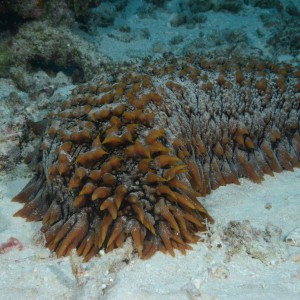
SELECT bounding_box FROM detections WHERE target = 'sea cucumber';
[12,56,300,261]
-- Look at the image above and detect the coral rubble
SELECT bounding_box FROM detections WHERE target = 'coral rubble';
[12,56,300,261]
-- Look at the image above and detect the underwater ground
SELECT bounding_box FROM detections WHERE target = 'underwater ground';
[0,0,300,299]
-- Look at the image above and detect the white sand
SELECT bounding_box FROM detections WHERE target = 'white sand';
[91,0,298,64]
[94,3,268,62]
[0,168,299,300]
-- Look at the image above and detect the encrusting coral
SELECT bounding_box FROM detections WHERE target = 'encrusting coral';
[12,56,300,262]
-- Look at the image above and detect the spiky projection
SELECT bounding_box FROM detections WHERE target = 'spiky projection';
[12,56,300,261]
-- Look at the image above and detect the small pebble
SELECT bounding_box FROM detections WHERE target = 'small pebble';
[286,226,300,247]
[265,203,272,210]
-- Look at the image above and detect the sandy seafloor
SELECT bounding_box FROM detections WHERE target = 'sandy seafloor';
[0,168,299,300]
[1,0,300,299]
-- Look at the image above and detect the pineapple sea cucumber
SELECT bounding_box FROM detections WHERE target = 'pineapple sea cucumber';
[12,56,300,261]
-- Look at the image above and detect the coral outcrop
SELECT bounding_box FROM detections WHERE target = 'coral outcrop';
[0,0,45,20]
[12,56,300,261]
[8,21,109,91]
[66,0,101,20]
[185,0,244,13]
[0,0,100,25]
[245,0,283,10]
